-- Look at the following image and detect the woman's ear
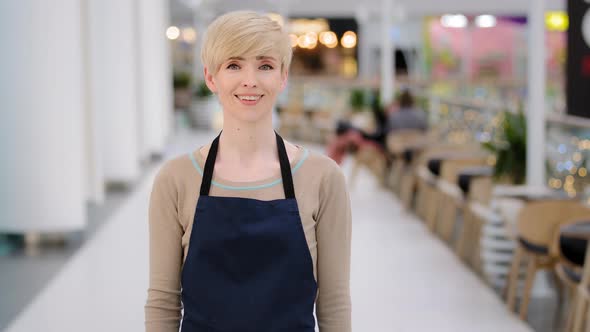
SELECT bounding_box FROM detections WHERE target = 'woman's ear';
[279,70,289,91]
[203,67,217,94]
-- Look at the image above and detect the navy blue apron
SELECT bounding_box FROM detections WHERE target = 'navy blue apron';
[181,132,318,332]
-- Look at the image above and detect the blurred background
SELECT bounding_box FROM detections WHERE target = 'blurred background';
[2,0,590,331]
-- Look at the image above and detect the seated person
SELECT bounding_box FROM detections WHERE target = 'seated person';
[326,89,427,165]
[386,89,428,133]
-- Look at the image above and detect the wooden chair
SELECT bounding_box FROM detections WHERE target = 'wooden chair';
[454,175,493,264]
[552,221,589,332]
[432,158,490,242]
[412,144,476,220]
[421,152,487,232]
[347,113,385,188]
[349,143,388,188]
[414,157,438,220]
[505,200,590,321]
[573,268,590,332]
[384,129,428,193]
[395,128,456,211]
[476,187,565,291]
[575,287,590,332]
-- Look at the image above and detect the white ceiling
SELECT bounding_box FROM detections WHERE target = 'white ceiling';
[170,0,566,25]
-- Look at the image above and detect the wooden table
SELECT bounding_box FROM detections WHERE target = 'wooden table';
[493,185,570,201]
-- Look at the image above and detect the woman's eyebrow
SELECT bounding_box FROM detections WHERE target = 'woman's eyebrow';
[256,56,277,62]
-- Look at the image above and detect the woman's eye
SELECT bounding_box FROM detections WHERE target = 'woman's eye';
[227,63,240,70]
[260,64,274,70]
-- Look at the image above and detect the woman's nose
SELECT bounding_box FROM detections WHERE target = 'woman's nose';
[241,69,257,88]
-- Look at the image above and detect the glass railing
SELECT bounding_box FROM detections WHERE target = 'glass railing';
[419,89,590,201]
[280,76,588,199]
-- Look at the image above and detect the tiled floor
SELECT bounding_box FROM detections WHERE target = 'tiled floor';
[0,185,131,331]
[1,129,540,331]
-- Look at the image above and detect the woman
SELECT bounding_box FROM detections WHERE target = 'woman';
[145,11,352,332]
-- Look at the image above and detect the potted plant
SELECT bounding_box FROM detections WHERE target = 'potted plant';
[349,89,367,112]
[189,80,219,129]
[173,71,192,109]
[348,89,376,131]
[482,111,527,184]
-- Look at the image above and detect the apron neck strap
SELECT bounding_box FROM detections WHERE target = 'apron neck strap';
[200,131,295,199]
[199,132,220,197]
[275,131,295,199]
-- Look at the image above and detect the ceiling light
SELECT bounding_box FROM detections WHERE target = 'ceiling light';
[289,19,330,35]
[166,26,180,40]
[546,11,569,31]
[441,14,468,28]
[341,31,357,48]
[181,27,197,43]
[475,15,496,28]
[320,31,338,48]
[289,34,298,48]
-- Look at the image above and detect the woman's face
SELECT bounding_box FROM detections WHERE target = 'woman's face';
[204,52,287,124]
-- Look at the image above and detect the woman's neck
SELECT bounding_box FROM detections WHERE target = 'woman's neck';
[217,114,278,167]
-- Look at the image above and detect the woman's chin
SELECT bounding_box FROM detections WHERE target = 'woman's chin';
[224,110,273,125]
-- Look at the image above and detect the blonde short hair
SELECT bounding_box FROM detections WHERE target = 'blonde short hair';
[201,11,292,74]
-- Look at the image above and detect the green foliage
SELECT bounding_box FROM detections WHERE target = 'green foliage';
[349,89,367,112]
[369,89,382,113]
[415,96,429,113]
[350,89,390,113]
[482,111,527,184]
[194,81,213,98]
[173,71,192,89]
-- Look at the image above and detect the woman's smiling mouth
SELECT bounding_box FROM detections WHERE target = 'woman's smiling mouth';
[235,94,263,105]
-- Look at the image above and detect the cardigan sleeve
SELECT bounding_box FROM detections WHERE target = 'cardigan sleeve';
[145,163,184,332]
[315,162,353,332]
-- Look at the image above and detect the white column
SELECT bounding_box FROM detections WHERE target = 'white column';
[88,0,141,183]
[526,0,546,187]
[380,0,395,106]
[81,0,105,205]
[512,26,524,81]
[0,0,86,232]
[138,0,173,158]
[356,6,371,81]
